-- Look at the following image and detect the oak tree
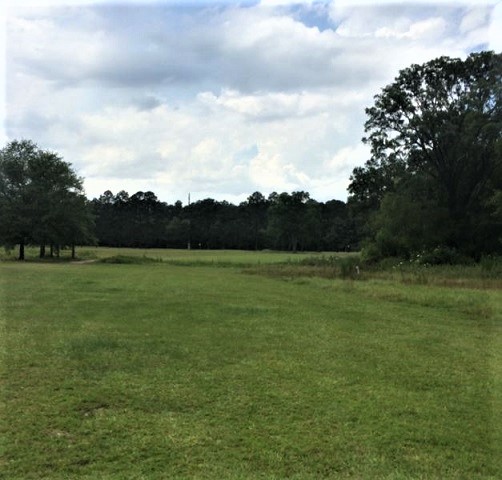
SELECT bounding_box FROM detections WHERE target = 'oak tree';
[349,51,502,258]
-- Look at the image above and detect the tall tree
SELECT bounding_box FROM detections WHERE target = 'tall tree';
[0,140,40,259]
[0,140,94,259]
[240,191,268,250]
[321,200,355,251]
[349,51,502,258]
[267,191,312,252]
[27,149,92,256]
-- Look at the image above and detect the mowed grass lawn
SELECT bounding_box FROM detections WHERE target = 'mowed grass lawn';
[0,256,501,479]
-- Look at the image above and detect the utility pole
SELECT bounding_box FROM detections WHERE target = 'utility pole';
[187,192,191,250]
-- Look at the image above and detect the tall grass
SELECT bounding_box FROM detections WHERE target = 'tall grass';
[2,246,500,288]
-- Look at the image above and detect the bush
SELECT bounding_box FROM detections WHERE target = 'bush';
[99,255,161,264]
[299,255,339,267]
[297,254,362,279]
[418,246,472,265]
[361,243,384,264]
[339,256,361,279]
[479,255,502,278]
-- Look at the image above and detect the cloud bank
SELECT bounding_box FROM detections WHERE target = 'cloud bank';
[4,0,501,203]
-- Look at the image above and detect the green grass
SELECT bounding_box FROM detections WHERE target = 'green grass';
[0,246,334,266]
[0,252,501,479]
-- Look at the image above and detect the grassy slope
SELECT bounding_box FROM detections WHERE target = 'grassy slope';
[0,260,500,479]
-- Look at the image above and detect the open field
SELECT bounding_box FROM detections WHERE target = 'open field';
[2,245,500,288]
[1,250,501,479]
[0,246,334,266]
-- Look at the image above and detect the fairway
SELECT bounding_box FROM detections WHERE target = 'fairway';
[0,255,501,479]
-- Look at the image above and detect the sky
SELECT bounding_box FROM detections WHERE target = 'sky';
[2,0,502,205]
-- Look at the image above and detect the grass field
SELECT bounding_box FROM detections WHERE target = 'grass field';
[1,249,501,479]
[0,246,329,265]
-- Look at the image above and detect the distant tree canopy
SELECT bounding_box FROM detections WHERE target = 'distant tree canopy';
[266,191,318,252]
[0,140,95,259]
[349,51,502,260]
[91,190,357,252]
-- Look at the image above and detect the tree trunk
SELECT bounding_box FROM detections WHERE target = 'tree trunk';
[71,244,76,259]
[291,235,298,253]
[18,241,25,261]
[39,244,46,258]
[50,244,54,258]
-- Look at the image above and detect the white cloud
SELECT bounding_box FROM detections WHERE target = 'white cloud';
[198,89,364,120]
[248,145,312,193]
[82,145,136,176]
[3,1,499,204]
[375,17,447,40]
[325,144,370,173]
[334,0,498,5]
[259,0,316,5]
[460,6,491,33]
[488,2,502,50]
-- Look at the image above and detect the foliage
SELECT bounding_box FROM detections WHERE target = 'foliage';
[91,190,171,248]
[349,51,502,259]
[0,139,95,259]
[297,253,362,278]
[417,246,472,266]
[479,254,502,278]
[366,176,450,259]
[98,255,162,264]
[92,189,358,252]
[240,191,268,250]
[266,191,316,251]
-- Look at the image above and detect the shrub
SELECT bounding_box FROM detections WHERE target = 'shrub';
[361,243,384,264]
[418,246,472,265]
[299,255,339,267]
[339,256,361,279]
[297,254,362,279]
[99,255,161,264]
[480,255,502,278]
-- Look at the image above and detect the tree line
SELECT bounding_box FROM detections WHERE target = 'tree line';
[91,190,358,252]
[1,51,500,261]
[0,139,359,257]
